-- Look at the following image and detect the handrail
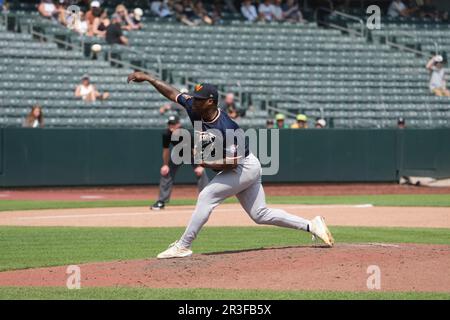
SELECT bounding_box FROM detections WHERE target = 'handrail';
[183,77,230,102]
[433,41,439,55]
[314,7,365,37]
[263,89,314,122]
[190,67,243,106]
[156,55,163,79]
[266,105,297,119]
[385,32,430,57]
[315,8,433,59]
[6,11,164,77]
[27,22,155,76]
[106,44,152,69]
[108,54,154,74]
[29,23,84,53]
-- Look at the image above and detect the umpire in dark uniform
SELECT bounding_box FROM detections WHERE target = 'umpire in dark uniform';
[151,115,209,210]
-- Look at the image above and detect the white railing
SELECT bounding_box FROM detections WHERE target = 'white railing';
[315,7,365,37]
[385,32,432,57]
[188,67,243,106]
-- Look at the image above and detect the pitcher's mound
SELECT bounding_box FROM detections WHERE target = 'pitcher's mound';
[1,243,449,292]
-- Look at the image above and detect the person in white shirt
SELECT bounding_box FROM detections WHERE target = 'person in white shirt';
[272,0,284,21]
[426,55,450,96]
[241,0,258,22]
[66,11,89,35]
[258,0,276,21]
[75,75,110,102]
[150,0,173,18]
[38,0,58,19]
[387,0,412,18]
[282,0,304,23]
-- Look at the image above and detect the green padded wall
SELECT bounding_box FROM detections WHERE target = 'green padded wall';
[0,128,448,187]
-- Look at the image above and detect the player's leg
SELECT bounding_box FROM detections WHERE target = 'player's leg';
[235,155,309,231]
[236,155,334,246]
[236,177,310,231]
[178,168,255,247]
[157,163,257,258]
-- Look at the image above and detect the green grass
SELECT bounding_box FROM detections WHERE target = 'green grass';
[1,226,449,272]
[1,194,449,212]
[0,287,449,300]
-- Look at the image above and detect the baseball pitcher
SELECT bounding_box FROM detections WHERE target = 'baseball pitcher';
[127,71,334,259]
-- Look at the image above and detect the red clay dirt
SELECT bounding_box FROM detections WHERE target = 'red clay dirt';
[1,204,449,228]
[1,183,449,294]
[1,183,450,201]
[0,244,449,292]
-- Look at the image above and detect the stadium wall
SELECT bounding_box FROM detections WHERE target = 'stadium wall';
[0,128,449,187]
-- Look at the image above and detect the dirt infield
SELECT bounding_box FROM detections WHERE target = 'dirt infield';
[1,183,450,201]
[1,184,449,294]
[1,203,449,228]
[0,244,449,292]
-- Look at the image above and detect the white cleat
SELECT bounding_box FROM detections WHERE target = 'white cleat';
[157,241,193,259]
[310,216,335,247]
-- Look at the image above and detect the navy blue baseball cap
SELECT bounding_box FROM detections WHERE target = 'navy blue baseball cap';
[191,83,218,101]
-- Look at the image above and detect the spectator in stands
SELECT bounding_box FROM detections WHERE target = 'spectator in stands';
[387,0,416,18]
[397,117,406,129]
[52,0,67,26]
[85,1,102,31]
[266,119,274,128]
[211,0,224,24]
[68,11,88,35]
[38,0,59,20]
[426,55,450,97]
[91,8,110,37]
[223,0,237,14]
[258,0,276,22]
[115,4,137,31]
[23,105,44,128]
[272,0,284,21]
[150,0,174,18]
[315,118,326,128]
[193,1,213,25]
[174,0,201,26]
[75,74,109,102]
[274,113,289,128]
[282,0,305,23]
[129,8,144,29]
[291,114,308,129]
[221,93,240,119]
[1,0,9,14]
[420,0,448,21]
[241,0,258,22]
[105,14,129,45]
[54,0,69,25]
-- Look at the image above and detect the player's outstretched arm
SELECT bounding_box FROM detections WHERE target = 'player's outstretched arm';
[127,71,180,102]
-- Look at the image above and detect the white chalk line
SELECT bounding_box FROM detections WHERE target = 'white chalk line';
[14,204,373,221]
[80,195,105,199]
